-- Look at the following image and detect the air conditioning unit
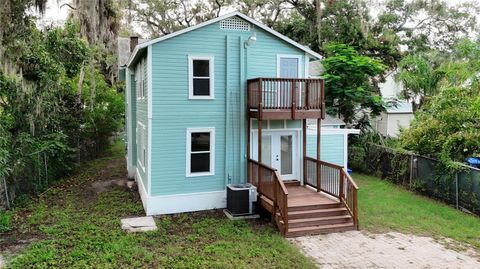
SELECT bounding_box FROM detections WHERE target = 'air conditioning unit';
[226,183,257,216]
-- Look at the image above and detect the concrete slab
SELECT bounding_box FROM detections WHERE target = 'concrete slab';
[223,209,260,220]
[121,216,157,232]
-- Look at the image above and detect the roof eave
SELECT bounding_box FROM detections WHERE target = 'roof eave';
[126,11,322,67]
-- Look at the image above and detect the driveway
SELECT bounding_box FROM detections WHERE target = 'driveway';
[289,231,480,269]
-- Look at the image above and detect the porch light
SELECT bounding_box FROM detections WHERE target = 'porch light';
[245,32,256,47]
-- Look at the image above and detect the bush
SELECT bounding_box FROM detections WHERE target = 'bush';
[0,211,12,232]
[0,21,124,208]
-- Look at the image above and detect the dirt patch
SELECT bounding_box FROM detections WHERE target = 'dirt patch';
[290,231,480,269]
[90,178,136,194]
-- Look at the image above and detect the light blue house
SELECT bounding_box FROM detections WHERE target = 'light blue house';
[124,12,359,236]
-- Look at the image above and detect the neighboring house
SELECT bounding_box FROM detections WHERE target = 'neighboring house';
[122,12,359,236]
[375,73,414,137]
[374,102,414,138]
[308,62,414,138]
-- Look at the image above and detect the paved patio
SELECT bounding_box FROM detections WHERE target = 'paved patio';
[289,231,480,269]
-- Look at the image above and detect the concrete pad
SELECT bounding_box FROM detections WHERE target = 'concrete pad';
[290,231,480,269]
[223,209,260,220]
[121,216,157,232]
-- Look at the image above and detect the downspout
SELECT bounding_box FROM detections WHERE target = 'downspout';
[239,36,246,183]
[225,35,230,186]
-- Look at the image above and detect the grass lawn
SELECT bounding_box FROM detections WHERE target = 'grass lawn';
[0,141,315,269]
[354,173,480,249]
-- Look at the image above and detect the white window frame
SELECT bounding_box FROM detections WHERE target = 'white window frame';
[137,122,146,171]
[276,54,302,78]
[186,127,215,177]
[136,59,147,100]
[188,55,215,100]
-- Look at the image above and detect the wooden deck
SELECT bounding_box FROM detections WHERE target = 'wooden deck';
[247,77,325,120]
[257,183,357,237]
[287,185,339,208]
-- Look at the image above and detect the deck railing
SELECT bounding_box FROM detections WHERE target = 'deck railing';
[248,158,289,234]
[247,78,325,118]
[305,157,359,228]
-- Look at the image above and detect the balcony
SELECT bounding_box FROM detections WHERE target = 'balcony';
[247,78,325,120]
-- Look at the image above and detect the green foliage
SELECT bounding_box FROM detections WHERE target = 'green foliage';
[6,144,315,268]
[321,43,386,124]
[398,40,480,168]
[400,86,480,167]
[274,0,402,69]
[0,210,12,232]
[355,173,480,249]
[375,0,479,53]
[397,53,445,110]
[0,19,124,206]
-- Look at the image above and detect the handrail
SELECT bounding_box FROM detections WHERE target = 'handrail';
[247,158,289,235]
[248,158,277,172]
[343,170,359,189]
[247,77,324,114]
[307,156,343,169]
[305,157,359,229]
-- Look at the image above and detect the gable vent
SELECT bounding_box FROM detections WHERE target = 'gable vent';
[220,17,250,31]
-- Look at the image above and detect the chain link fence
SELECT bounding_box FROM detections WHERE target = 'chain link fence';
[349,143,480,215]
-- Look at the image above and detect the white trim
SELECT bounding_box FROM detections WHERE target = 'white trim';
[136,168,149,213]
[307,127,360,135]
[135,58,147,100]
[147,45,153,195]
[188,55,215,100]
[126,12,322,67]
[137,122,146,172]
[304,53,310,78]
[186,127,216,177]
[343,131,349,169]
[250,129,301,181]
[126,68,136,179]
[146,191,226,215]
[276,54,302,78]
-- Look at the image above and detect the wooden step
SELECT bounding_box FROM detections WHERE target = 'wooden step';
[285,222,356,237]
[283,180,301,187]
[288,202,341,212]
[285,215,352,228]
[287,207,348,219]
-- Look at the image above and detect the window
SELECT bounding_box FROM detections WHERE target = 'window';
[137,122,146,170]
[186,128,215,177]
[188,56,214,99]
[136,59,147,100]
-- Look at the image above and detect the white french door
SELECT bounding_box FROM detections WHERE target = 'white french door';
[251,130,299,180]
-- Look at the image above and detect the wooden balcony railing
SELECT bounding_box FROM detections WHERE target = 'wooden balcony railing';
[248,158,289,235]
[247,78,325,120]
[305,157,359,228]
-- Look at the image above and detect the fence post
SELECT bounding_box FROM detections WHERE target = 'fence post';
[2,177,10,209]
[455,173,459,210]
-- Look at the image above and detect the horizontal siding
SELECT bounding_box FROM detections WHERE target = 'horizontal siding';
[307,134,344,166]
[150,17,307,196]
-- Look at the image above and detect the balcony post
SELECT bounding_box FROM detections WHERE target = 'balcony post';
[258,102,263,194]
[303,119,307,185]
[291,79,296,119]
[305,81,310,109]
[316,118,321,192]
[258,78,263,114]
[321,79,325,119]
